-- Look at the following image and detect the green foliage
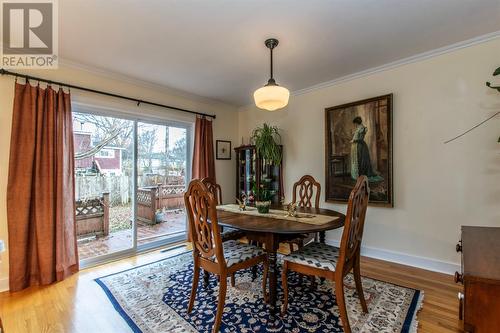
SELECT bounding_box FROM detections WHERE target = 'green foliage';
[492,67,500,142]
[252,178,276,202]
[486,66,500,92]
[251,123,282,165]
[494,66,500,76]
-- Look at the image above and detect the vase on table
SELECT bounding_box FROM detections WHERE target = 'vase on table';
[255,200,271,214]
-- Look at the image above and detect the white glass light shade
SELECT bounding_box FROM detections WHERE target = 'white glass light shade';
[253,85,290,111]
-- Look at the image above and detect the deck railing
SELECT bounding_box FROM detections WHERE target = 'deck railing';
[137,184,185,224]
[75,193,110,237]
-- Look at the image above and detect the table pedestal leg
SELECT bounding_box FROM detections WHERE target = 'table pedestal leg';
[268,251,277,315]
[251,266,258,281]
[265,234,279,316]
[319,231,326,244]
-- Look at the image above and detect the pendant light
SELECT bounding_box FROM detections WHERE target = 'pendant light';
[253,38,290,111]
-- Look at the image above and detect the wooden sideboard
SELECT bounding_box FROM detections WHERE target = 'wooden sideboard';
[455,226,500,333]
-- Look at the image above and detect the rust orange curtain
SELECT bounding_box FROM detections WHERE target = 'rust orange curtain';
[7,82,79,292]
[192,117,216,181]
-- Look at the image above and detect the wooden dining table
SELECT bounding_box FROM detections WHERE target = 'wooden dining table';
[216,205,345,315]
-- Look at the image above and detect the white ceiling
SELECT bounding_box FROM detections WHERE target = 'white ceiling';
[60,0,500,106]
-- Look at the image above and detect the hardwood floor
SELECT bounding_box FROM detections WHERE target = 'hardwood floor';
[0,244,463,333]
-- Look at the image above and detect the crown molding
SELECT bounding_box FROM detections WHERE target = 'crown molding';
[58,58,237,109]
[292,30,500,97]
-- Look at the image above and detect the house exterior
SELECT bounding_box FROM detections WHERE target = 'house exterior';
[74,131,123,175]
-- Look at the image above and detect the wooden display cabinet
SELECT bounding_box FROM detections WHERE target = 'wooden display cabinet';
[234,145,283,205]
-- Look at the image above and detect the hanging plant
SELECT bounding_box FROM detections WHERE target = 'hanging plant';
[486,66,500,92]
[486,66,500,143]
[445,66,500,144]
[251,123,282,165]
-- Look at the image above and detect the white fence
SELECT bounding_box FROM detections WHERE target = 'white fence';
[75,174,186,206]
[75,175,130,205]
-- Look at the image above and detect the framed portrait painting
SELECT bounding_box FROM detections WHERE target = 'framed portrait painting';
[216,140,231,160]
[325,94,393,206]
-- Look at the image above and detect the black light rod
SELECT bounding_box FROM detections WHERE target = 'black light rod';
[0,68,216,119]
[270,47,274,80]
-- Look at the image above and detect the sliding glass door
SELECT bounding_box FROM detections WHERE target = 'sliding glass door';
[136,121,188,249]
[72,109,190,264]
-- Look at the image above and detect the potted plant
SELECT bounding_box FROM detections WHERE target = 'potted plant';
[252,178,275,214]
[251,123,282,165]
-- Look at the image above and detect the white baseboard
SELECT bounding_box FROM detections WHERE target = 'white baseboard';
[325,239,460,275]
[0,277,8,292]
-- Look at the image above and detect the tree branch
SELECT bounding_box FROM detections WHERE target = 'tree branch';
[75,130,121,159]
[444,111,500,144]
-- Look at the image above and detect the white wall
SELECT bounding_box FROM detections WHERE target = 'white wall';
[238,38,500,274]
[0,63,239,290]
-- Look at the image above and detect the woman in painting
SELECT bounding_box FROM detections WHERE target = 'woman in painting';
[350,116,381,181]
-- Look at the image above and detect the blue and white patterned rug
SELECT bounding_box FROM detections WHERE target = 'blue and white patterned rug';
[96,251,423,333]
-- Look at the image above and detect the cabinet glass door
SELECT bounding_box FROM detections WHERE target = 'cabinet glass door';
[259,158,282,204]
[237,148,256,204]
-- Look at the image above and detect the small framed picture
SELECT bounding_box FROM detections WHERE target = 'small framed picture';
[216,140,231,160]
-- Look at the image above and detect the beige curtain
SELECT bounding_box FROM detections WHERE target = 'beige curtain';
[7,82,79,292]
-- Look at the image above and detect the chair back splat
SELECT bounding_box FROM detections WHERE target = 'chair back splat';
[184,180,224,265]
[201,177,223,205]
[338,175,370,273]
[292,175,321,208]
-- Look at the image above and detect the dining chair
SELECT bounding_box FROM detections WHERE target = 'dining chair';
[200,177,246,287]
[281,176,370,333]
[283,174,322,252]
[185,179,269,333]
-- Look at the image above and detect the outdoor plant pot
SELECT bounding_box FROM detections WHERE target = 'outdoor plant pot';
[255,200,271,214]
[154,211,163,224]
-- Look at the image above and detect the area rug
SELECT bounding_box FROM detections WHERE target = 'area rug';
[95,252,423,333]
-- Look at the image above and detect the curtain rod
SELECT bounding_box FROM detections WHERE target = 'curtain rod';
[0,68,216,119]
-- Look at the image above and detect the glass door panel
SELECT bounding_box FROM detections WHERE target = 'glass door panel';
[137,121,188,247]
[237,147,257,204]
[73,112,134,261]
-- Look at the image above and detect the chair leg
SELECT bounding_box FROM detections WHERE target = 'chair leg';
[262,260,269,303]
[213,274,227,333]
[230,273,236,287]
[334,275,351,333]
[281,261,289,316]
[354,257,368,313]
[251,241,262,281]
[188,260,200,313]
[203,270,210,287]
